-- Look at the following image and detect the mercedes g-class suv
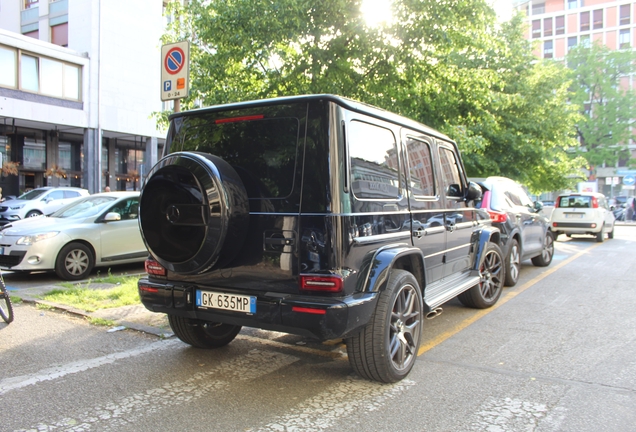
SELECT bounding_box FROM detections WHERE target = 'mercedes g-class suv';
[137,95,503,383]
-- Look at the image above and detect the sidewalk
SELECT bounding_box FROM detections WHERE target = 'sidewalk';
[17,283,173,338]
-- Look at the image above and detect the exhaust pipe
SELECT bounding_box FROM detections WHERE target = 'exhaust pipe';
[426,307,443,320]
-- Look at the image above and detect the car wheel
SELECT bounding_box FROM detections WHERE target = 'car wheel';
[504,239,520,287]
[168,314,241,348]
[55,242,95,281]
[139,152,249,275]
[608,225,614,239]
[25,210,42,218]
[458,242,504,309]
[346,270,423,383]
[531,232,554,267]
[595,230,605,243]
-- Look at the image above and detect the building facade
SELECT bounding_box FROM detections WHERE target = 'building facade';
[0,0,168,197]
[514,0,636,197]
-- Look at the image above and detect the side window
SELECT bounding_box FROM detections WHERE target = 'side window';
[47,191,65,200]
[348,120,400,200]
[64,191,80,198]
[109,198,140,220]
[514,186,534,208]
[406,137,435,197]
[438,146,463,197]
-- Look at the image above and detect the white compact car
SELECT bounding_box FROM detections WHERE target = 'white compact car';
[0,192,147,280]
[0,187,89,225]
[550,192,615,242]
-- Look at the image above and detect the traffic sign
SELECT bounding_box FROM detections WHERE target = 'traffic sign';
[623,175,636,186]
[161,41,189,101]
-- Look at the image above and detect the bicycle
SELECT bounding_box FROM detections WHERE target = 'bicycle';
[0,270,14,324]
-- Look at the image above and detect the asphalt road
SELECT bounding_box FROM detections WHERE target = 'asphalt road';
[1,227,635,431]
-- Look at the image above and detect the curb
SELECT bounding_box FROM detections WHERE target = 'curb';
[19,294,174,339]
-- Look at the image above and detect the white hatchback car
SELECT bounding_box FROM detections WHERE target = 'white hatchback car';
[0,187,89,225]
[550,192,615,242]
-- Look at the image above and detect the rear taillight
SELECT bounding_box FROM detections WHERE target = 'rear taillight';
[299,275,343,293]
[487,210,508,224]
[592,197,599,208]
[291,306,327,315]
[139,284,159,293]
[145,259,167,276]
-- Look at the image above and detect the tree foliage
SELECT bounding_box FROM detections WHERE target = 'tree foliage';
[160,0,585,192]
[566,42,636,171]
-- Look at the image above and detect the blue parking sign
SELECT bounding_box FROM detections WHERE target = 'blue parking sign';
[163,80,172,92]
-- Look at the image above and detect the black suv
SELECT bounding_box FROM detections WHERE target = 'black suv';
[137,95,504,383]
[474,177,554,287]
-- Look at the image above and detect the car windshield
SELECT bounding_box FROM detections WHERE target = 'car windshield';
[49,196,117,218]
[17,189,48,200]
[557,195,592,208]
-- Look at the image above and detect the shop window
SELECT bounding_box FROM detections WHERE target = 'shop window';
[593,9,603,30]
[580,11,590,31]
[620,4,630,25]
[51,23,68,47]
[0,45,17,88]
[555,16,565,35]
[544,17,553,37]
[23,139,46,170]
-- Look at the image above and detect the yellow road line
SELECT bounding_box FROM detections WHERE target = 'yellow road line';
[417,243,601,356]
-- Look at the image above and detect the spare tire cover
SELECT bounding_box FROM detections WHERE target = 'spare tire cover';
[139,151,249,274]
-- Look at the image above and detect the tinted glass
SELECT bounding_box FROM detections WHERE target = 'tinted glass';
[439,147,462,197]
[348,120,400,200]
[170,105,302,199]
[558,195,592,208]
[406,137,435,197]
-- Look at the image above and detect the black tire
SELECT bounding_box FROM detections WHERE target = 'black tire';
[595,230,605,243]
[139,152,249,275]
[458,242,504,309]
[25,210,42,218]
[55,242,95,281]
[0,279,14,324]
[346,270,423,383]
[168,314,241,348]
[504,238,520,287]
[608,225,614,239]
[531,232,554,267]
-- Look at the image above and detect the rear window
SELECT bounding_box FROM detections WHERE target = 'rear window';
[557,195,592,208]
[168,104,303,199]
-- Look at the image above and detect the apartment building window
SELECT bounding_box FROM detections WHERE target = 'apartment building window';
[23,0,38,9]
[532,2,545,15]
[544,17,553,36]
[532,20,541,38]
[580,11,590,31]
[567,0,578,9]
[619,29,630,49]
[593,9,603,30]
[555,16,565,35]
[51,23,68,47]
[568,36,577,51]
[0,46,81,101]
[544,40,553,59]
[580,34,591,47]
[0,46,17,88]
[620,4,630,25]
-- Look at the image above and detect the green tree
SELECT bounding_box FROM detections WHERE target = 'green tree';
[567,41,636,175]
[159,0,583,191]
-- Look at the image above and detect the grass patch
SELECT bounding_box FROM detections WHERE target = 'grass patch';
[41,275,141,312]
[86,317,117,326]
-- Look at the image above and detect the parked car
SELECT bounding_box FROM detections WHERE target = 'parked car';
[0,191,147,280]
[136,94,504,383]
[474,177,554,287]
[550,192,615,242]
[0,187,89,225]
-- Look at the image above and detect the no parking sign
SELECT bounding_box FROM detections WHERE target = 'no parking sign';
[161,41,189,101]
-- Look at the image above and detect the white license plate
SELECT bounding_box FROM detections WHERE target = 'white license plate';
[565,213,583,219]
[196,290,256,314]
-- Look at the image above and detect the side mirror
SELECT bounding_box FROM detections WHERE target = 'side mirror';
[533,201,544,212]
[465,181,482,201]
[104,212,122,222]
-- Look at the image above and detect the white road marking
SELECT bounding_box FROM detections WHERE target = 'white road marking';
[19,349,299,431]
[248,376,416,431]
[469,397,555,431]
[0,339,181,396]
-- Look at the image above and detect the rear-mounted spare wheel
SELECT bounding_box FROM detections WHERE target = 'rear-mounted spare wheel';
[139,151,249,274]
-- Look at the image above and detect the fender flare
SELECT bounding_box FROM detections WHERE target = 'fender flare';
[471,225,501,274]
[358,243,426,294]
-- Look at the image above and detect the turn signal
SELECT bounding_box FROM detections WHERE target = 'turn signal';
[299,275,343,293]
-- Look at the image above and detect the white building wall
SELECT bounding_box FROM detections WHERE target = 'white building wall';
[0,1,20,33]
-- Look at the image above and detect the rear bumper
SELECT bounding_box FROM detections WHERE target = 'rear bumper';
[138,278,378,341]
[550,221,603,234]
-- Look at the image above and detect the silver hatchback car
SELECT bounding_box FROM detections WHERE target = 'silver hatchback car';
[0,187,89,225]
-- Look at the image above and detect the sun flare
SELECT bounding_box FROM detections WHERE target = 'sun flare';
[360,0,394,27]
